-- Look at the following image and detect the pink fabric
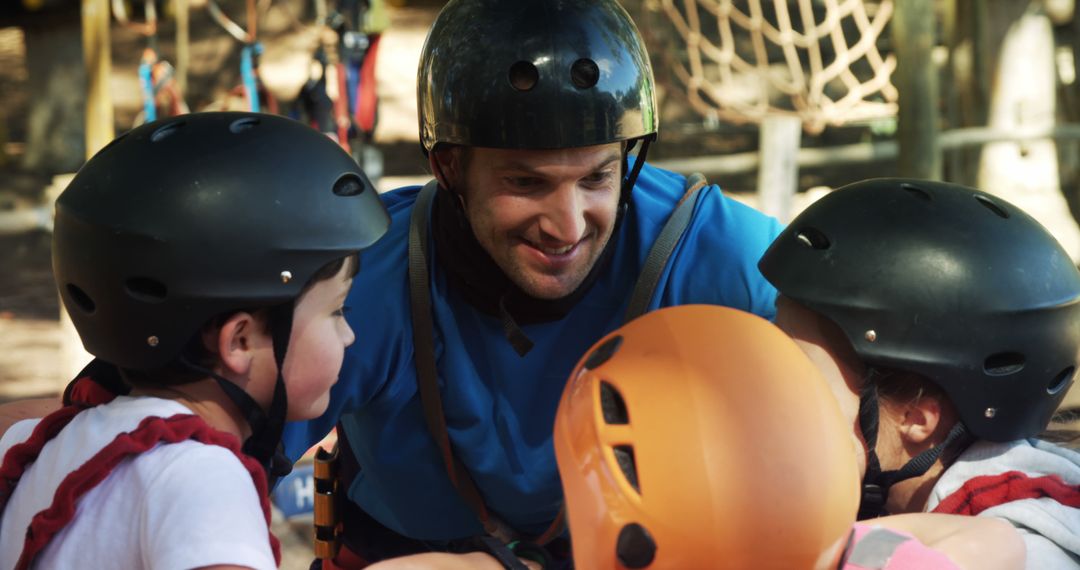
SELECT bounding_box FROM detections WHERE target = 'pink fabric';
[841,524,960,570]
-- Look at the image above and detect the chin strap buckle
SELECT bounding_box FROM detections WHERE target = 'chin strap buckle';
[313,442,342,560]
[858,483,888,520]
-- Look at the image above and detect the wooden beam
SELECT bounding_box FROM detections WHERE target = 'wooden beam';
[176,0,189,97]
[755,115,802,221]
[81,0,114,154]
[652,123,1080,177]
[892,0,941,179]
[62,0,114,384]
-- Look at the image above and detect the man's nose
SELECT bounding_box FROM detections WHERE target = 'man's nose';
[537,184,586,244]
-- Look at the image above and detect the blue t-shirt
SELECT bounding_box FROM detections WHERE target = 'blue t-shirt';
[282,162,780,540]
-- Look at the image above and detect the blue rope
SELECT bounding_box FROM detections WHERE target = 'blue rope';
[138,58,157,122]
[241,43,261,113]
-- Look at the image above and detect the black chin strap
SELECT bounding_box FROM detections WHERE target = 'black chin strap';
[857,372,969,519]
[178,302,295,485]
[621,135,654,200]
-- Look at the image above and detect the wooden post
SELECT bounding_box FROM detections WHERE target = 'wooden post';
[59,0,114,385]
[977,5,1080,260]
[82,0,114,154]
[892,0,941,180]
[756,115,802,221]
[176,0,189,97]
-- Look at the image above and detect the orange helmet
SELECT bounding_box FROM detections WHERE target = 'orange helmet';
[554,305,859,569]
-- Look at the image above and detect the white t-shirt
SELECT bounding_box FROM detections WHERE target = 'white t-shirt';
[927,439,1080,570]
[0,396,277,570]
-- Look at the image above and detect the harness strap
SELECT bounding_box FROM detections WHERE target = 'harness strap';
[62,359,130,407]
[409,180,517,541]
[0,407,83,512]
[623,172,708,322]
[1,407,280,570]
[406,172,708,549]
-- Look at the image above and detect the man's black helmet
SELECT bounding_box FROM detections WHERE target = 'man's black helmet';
[417,0,658,152]
[54,112,391,371]
[760,178,1080,442]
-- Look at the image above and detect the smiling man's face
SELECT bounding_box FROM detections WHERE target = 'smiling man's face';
[447,143,623,300]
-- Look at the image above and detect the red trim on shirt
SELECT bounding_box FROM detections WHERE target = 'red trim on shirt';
[932,470,1080,516]
[1,406,280,570]
[67,376,118,407]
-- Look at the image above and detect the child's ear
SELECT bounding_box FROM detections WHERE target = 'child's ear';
[898,396,943,446]
[214,312,262,376]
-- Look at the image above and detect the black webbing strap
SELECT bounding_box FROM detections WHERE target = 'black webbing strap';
[409,180,550,544]
[623,172,708,323]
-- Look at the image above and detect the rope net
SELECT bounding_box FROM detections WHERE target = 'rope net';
[659,0,898,134]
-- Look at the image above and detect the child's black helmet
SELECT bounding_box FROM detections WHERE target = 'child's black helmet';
[417,0,658,153]
[54,112,390,371]
[760,178,1080,442]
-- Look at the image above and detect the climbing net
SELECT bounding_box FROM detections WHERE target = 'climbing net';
[659,0,898,134]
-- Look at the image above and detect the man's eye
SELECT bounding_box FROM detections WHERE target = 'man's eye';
[332,305,352,317]
[583,171,614,186]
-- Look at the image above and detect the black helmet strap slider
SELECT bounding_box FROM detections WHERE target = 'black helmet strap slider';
[177,301,295,482]
[857,370,969,519]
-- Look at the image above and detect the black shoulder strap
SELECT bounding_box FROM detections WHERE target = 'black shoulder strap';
[623,172,708,323]
[408,181,526,544]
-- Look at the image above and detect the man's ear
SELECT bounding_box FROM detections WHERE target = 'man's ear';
[210,312,262,376]
[429,147,458,190]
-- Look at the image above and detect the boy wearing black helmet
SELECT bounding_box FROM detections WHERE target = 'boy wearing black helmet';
[762,178,1080,568]
[0,113,389,569]
[1,0,782,565]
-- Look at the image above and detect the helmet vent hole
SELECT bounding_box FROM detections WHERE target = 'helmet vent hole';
[508,61,539,91]
[66,284,96,314]
[570,58,600,89]
[229,117,260,134]
[1048,366,1075,395]
[613,445,640,492]
[333,173,369,196]
[975,195,1010,219]
[984,352,1025,376]
[616,523,657,569]
[795,227,830,250]
[600,381,629,425]
[150,121,185,142]
[125,277,168,304]
[584,335,622,370]
[900,183,932,201]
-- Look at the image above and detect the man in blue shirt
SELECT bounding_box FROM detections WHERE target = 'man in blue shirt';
[283,0,781,567]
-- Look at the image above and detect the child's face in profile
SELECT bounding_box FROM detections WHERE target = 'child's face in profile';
[774,296,868,479]
[280,260,357,420]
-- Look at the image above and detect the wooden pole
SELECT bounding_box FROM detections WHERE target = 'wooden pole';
[756,115,803,221]
[60,0,114,385]
[82,0,114,154]
[892,0,941,179]
[977,5,1080,260]
[176,0,189,97]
